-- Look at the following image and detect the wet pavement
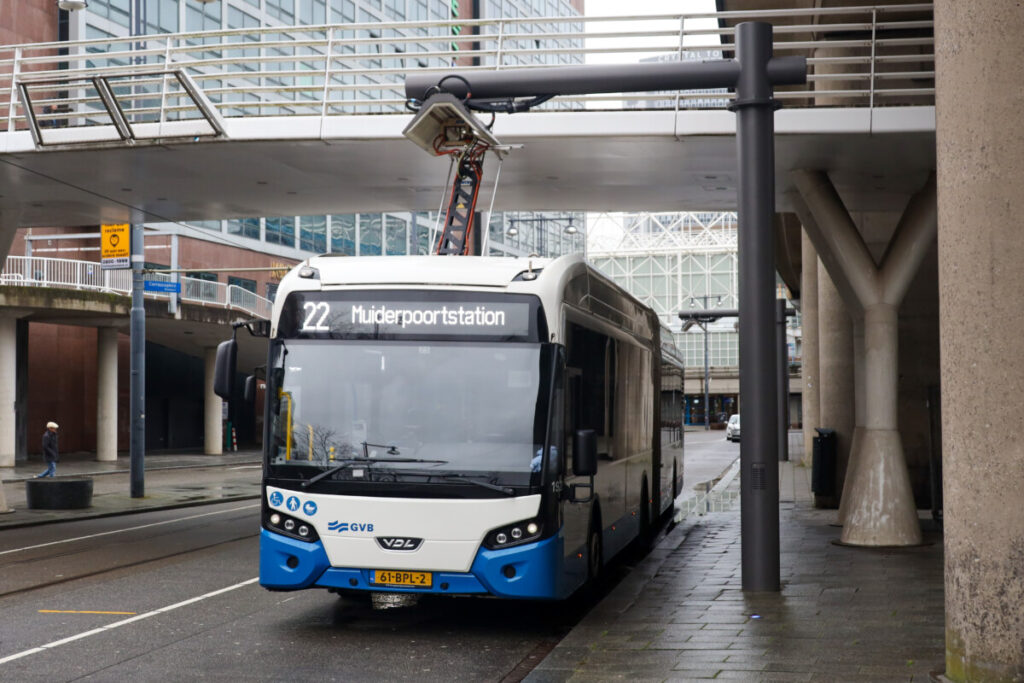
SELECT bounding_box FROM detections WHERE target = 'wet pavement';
[0,450,261,528]
[526,459,946,682]
[0,442,947,681]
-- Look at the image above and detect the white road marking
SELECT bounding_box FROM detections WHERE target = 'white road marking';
[0,578,259,665]
[0,504,260,557]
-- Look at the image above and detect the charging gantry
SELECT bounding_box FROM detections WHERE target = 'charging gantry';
[403,79,544,255]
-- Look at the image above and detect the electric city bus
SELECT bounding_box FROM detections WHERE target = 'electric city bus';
[215,254,684,601]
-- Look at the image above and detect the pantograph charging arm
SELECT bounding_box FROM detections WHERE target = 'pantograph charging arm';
[436,151,484,255]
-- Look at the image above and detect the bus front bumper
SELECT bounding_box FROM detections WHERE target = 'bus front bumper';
[260,529,565,599]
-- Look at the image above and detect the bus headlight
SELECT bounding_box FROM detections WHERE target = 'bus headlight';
[263,507,320,543]
[484,518,543,550]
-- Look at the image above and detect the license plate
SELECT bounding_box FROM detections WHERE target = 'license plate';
[373,570,432,588]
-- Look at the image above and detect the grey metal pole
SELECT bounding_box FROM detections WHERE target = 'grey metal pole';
[777,298,788,462]
[704,324,710,431]
[130,223,145,498]
[734,22,780,592]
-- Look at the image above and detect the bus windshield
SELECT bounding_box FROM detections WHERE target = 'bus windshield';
[267,340,554,489]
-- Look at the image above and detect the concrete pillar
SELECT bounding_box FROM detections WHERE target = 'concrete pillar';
[815,267,854,509]
[0,317,16,468]
[838,318,867,525]
[204,347,223,455]
[96,327,118,462]
[799,232,819,468]
[935,1,1024,678]
[792,170,936,546]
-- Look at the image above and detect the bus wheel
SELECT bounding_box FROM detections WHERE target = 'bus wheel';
[587,520,603,582]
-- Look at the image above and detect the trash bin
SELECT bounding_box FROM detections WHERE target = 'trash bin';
[811,428,837,497]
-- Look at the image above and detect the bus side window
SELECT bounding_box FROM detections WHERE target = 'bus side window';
[565,370,582,473]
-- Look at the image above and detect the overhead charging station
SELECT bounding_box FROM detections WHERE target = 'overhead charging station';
[402,22,806,592]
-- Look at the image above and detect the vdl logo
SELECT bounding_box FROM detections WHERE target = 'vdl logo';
[328,521,374,533]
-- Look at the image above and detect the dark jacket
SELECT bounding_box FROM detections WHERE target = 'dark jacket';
[42,430,58,463]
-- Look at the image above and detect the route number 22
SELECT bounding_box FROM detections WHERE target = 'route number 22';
[302,302,331,331]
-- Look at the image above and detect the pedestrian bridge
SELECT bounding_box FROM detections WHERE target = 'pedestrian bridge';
[0,4,936,236]
[0,255,270,369]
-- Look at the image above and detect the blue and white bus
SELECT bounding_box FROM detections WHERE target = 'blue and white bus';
[216,254,684,601]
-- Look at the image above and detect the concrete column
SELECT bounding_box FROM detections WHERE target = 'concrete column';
[838,318,867,524]
[96,327,118,462]
[816,267,854,509]
[935,1,1024,678]
[0,317,16,468]
[799,232,819,468]
[792,170,935,546]
[204,347,223,455]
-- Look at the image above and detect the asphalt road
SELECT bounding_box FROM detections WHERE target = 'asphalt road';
[0,436,738,682]
[0,501,624,682]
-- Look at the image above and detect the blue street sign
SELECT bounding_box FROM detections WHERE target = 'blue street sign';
[144,280,181,293]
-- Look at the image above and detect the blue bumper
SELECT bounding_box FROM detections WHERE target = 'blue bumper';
[260,529,567,599]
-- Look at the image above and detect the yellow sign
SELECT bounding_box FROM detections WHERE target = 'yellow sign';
[101,223,130,270]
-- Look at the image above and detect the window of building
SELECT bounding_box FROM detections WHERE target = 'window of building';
[227,218,261,240]
[90,0,131,28]
[265,217,296,247]
[267,0,296,23]
[330,214,356,255]
[384,215,408,255]
[299,215,327,253]
[186,1,221,33]
[185,271,218,282]
[359,214,382,255]
[298,0,327,24]
[384,0,404,20]
[145,0,180,33]
[228,276,257,293]
[330,0,356,23]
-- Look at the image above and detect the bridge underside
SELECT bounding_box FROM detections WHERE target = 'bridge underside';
[0,108,934,229]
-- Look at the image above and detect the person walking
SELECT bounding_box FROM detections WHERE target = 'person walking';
[37,421,59,478]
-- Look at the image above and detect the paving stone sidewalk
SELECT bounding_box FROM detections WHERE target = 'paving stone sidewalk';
[528,461,945,682]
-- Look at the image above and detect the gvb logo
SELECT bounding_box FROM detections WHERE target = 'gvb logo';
[328,521,374,533]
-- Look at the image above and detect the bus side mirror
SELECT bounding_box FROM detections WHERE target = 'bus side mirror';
[572,429,597,476]
[213,338,237,400]
[243,375,256,405]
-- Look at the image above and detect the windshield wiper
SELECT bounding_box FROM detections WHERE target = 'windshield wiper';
[301,457,448,488]
[374,469,515,496]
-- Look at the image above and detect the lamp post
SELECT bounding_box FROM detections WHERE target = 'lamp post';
[680,296,726,430]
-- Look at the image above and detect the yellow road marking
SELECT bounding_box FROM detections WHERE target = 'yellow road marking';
[39,610,137,615]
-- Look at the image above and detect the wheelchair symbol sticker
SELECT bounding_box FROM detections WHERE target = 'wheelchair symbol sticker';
[269,491,283,507]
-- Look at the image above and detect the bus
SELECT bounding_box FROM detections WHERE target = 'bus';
[215,254,684,601]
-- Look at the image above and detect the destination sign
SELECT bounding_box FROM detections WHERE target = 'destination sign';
[277,291,542,342]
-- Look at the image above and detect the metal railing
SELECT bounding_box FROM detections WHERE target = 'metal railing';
[0,4,934,137]
[0,255,272,319]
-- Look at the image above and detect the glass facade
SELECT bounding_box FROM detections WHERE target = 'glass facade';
[73,0,584,261]
[589,211,800,370]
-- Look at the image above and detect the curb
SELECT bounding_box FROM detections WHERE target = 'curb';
[1,460,262,484]
[0,493,262,531]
